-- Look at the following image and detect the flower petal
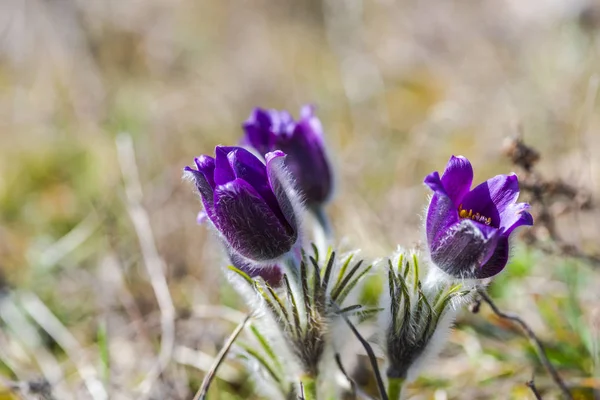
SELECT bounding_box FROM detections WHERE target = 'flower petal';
[499,202,534,235]
[242,108,275,155]
[227,147,268,190]
[214,178,296,261]
[440,155,473,205]
[227,147,287,224]
[277,123,332,205]
[268,109,293,134]
[184,166,213,204]
[424,171,460,246]
[460,174,520,227]
[214,146,237,185]
[184,165,216,221]
[193,155,216,188]
[299,104,324,139]
[266,151,298,232]
[430,219,501,279]
[424,171,447,194]
[475,236,510,278]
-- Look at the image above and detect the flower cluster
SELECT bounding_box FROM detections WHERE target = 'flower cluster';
[184,105,533,399]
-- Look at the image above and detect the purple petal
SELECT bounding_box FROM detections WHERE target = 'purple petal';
[424,171,447,194]
[214,178,296,261]
[194,155,216,189]
[227,147,268,189]
[430,219,501,279]
[277,123,332,205]
[499,202,534,235]
[424,171,460,246]
[299,104,324,139]
[243,108,275,155]
[460,174,520,227]
[440,155,473,206]
[265,151,298,232]
[184,166,216,221]
[476,236,510,278]
[214,146,237,185]
[227,147,288,224]
[268,109,293,134]
[300,104,315,119]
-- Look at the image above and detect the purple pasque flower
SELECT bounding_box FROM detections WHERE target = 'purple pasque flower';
[424,156,533,279]
[184,146,298,263]
[243,105,333,208]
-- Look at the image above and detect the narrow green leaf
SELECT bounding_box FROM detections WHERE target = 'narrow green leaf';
[331,259,364,300]
[320,251,336,297]
[334,254,354,293]
[266,285,291,327]
[337,304,363,314]
[396,253,404,275]
[388,264,399,333]
[248,324,282,369]
[311,243,320,263]
[239,343,283,385]
[300,259,313,326]
[227,265,255,287]
[336,264,373,304]
[284,275,302,339]
[412,253,420,293]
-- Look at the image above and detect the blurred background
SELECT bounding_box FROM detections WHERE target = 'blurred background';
[0,0,600,398]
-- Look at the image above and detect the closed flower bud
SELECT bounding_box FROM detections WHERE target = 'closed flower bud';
[243,105,333,209]
[185,146,299,263]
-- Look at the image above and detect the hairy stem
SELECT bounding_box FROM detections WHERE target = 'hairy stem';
[300,375,318,400]
[387,377,404,400]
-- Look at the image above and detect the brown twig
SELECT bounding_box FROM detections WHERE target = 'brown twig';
[526,377,543,400]
[333,303,389,400]
[503,136,600,267]
[477,288,572,400]
[334,352,357,399]
[192,313,252,400]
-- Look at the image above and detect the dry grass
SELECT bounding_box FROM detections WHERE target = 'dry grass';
[0,0,599,398]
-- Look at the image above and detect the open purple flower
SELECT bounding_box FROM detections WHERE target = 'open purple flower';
[424,156,533,279]
[243,105,333,208]
[184,146,298,263]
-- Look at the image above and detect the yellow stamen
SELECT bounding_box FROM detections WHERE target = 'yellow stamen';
[458,204,492,226]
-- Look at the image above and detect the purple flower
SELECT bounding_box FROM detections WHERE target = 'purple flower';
[184,146,298,263]
[243,105,333,208]
[424,156,533,279]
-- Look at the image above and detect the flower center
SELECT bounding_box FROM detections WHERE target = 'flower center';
[458,204,492,226]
